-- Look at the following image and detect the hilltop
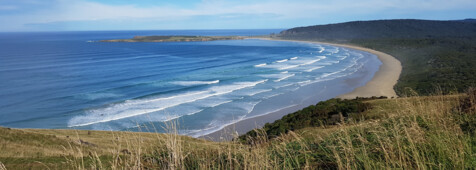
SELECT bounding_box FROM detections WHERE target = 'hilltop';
[279,19,476,40]
[277,19,476,95]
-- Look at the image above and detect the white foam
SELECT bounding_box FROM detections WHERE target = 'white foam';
[279,64,300,70]
[336,55,348,60]
[274,74,295,82]
[255,63,267,67]
[326,47,340,54]
[300,59,321,66]
[277,58,323,71]
[259,72,295,82]
[320,60,340,65]
[172,80,220,86]
[186,109,205,115]
[319,47,325,53]
[305,66,324,72]
[145,91,209,103]
[257,55,327,71]
[321,71,339,78]
[236,100,262,114]
[247,89,273,96]
[315,56,363,81]
[298,80,312,86]
[68,79,268,127]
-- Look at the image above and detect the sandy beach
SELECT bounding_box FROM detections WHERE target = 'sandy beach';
[318,42,401,99]
[201,38,402,141]
[261,38,402,99]
[310,41,401,99]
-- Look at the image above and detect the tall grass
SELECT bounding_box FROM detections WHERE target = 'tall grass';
[9,90,474,169]
[0,162,6,170]
[318,95,472,169]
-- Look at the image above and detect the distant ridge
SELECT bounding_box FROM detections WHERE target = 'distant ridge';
[457,18,476,23]
[279,19,476,41]
[277,19,476,96]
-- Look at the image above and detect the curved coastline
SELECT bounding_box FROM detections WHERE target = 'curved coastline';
[200,38,402,141]
[259,38,402,99]
[269,38,402,99]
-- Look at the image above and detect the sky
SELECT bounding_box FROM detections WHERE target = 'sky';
[0,0,475,32]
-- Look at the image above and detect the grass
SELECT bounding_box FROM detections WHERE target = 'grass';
[0,126,213,169]
[1,91,475,169]
[311,95,472,169]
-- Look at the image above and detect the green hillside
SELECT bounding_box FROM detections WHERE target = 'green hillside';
[279,19,476,40]
[277,19,476,95]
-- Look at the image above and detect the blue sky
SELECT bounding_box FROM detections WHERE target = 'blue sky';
[1,0,475,31]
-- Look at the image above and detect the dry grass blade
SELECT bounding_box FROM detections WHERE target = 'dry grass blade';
[0,162,6,170]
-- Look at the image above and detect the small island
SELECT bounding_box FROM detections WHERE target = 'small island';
[100,35,245,42]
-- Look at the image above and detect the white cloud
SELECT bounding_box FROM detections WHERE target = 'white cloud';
[1,0,475,31]
[15,0,476,22]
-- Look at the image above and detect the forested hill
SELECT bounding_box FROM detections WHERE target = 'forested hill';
[458,19,476,23]
[279,19,476,41]
[277,19,476,96]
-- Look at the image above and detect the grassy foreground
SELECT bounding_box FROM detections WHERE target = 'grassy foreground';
[1,90,475,169]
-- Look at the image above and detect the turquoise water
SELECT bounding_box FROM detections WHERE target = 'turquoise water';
[0,30,381,137]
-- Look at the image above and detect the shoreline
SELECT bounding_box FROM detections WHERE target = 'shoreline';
[200,38,401,141]
[263,38,402,99]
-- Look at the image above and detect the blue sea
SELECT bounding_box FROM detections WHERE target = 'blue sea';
[0,30,381,137]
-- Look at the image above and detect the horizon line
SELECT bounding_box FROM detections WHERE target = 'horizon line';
[0,28,288,33]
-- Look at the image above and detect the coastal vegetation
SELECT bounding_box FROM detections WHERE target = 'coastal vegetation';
[238,98,374,142]
[278,19,476,95]
[100,35,244,42]
[1,91,475,169]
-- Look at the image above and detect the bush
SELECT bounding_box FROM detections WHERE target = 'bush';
[239,98,372,143]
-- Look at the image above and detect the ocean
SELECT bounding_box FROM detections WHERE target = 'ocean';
[0,30,381,137]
